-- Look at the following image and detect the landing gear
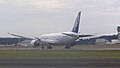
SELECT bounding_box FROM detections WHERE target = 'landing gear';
[41,46,45,49]
[47,45,53,49]
[65,43,74,49]
[41,45,53,49]
[65,46,70,49]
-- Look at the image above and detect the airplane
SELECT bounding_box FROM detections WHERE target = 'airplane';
[8,11,82,49]
[8,11,120,48]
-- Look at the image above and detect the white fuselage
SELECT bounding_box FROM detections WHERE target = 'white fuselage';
[39,32,79,45]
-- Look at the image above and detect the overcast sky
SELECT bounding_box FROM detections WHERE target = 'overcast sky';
[0,0,120,37]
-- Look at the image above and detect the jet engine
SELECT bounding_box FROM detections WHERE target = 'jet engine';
[30,40,40,47]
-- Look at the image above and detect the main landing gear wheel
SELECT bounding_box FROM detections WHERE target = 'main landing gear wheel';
[41,46,45,49]
[47,46,53,49]
[65,46,70,49]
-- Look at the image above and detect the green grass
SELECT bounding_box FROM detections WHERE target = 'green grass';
[0,50,120,59]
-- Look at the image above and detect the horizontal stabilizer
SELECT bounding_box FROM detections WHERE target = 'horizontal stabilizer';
[62,32,79,37]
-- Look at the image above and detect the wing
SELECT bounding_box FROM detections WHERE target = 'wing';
[76,34,117,44]
[8,32,33,40]
[80,34,117,40]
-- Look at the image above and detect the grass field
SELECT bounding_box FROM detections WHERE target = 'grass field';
[0,50,120,59]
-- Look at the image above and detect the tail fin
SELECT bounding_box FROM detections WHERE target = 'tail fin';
[71,11,81,33]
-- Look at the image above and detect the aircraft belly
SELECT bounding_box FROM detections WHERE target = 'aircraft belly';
[54,36,78,45]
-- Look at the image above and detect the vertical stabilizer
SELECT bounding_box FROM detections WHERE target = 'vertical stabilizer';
[71,11,81,33]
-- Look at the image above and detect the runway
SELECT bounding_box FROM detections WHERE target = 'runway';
[0,58,120,68]
[1,44,120,50]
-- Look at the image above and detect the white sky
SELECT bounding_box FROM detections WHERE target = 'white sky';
[0,0,120,37]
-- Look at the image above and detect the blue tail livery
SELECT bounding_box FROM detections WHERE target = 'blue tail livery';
[72,11,81,33]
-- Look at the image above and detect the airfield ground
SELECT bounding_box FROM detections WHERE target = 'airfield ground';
[0,50,120,59]
[0,44,120,68]
[0,44,120,59]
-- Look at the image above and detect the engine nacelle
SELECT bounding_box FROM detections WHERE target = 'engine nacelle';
[30,40,40,47]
